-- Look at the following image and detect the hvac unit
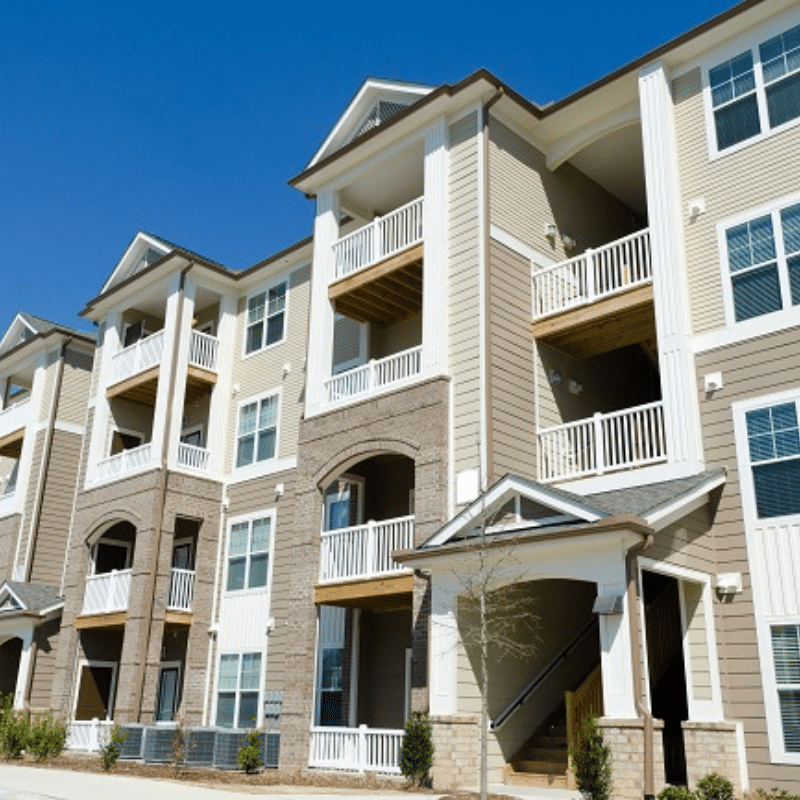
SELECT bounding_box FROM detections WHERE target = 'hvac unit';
[213,730,246,770]
[119,725,145,760]
[185,728,216,767]
[261,732,280,769]
[142,726,177,763]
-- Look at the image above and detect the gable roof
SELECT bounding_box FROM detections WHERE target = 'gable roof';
[0,312,94,359]
[0,581,62,615]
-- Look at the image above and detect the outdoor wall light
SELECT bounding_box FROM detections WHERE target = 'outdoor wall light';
[549,369,562,385]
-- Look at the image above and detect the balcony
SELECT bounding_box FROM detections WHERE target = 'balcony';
[537,401,666,482]
[176,442,210,473]
[330,197,424,325]
[81,569,132,617]
[532,229,655,358]
[309,726,402,774]
[96,443,154,483]
[324,346,422,407]
[167,567,195,613]
[0,398,30,458]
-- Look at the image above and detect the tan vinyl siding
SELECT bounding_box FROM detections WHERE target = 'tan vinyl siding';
[448,111,481,476]
[489,118,638,258]
[225,467,297,695]
[28,618,60,711]
[683,581,713,702]
[0,513,20,580]
[57,349,93,427]
[646,506,716,575]
[226,263,310,473]
[673,67,800,335]
[28,430,83,586]
[16,429,45,573]
[487,239,536,482]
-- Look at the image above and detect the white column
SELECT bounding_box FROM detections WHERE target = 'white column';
[151,273,183,464]
[306,189,340,417]
[430,575,459,715]
[85,311,121,485]
[165,276,197,470]
[13,628,33,711]
[597,576,637,719]
[639,61,704,473]
[207,293,237,478]
[422,117,449,376]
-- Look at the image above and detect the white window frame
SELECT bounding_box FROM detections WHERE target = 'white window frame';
[233,387,282,479]
[73,659,118,721]
[241,275,289,359]
[223,509,276,595]
[108,426,145,457]
[213,650,264,730]
[718,188,800,333]
[703,8,800,160]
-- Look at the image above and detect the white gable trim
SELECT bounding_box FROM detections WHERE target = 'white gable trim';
[424,474,604,548]
[0,314,38,356]
[643,471,726,531]
[0,583,26,611]
[100,232,171,295]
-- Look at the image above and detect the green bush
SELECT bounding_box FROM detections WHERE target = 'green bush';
[399,710,434,787]
[99,725,125,771]
[659,786,696,800]
[0,695,30,760]
[696,773,735,800]
[27,711,67,761]
[238,728,262,774]
[570,715,612,800]
[755,789,800,800]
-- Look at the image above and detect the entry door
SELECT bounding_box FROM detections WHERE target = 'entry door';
[156,666,180,722]
[324,480,360,531]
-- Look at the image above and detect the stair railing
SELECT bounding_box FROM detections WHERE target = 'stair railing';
[491,618,598,730]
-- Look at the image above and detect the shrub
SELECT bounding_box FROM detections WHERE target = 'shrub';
[27,711,67,761]
[0,698,30,760]
[238,728,262,774]
[570,715,612,800]
[754,789,800,800]
[99,725,125,771]
[659,787,696,800]
[696,773,735,800]
[399,710,434,787]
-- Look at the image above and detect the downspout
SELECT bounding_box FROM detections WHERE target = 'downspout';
[626,536,655,800]
[136,263,193,721]
[480,87,503,488]
[24,338,72,582]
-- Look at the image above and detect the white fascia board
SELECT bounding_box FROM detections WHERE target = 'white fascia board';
[308,79,435,169]
[424,474,604,548]
[0,315,37,356]
[0,583,26,611]
[100,232,172,295]
[644,471,727,531]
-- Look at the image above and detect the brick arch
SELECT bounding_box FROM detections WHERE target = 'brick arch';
[313,437,421,490]
[83,509,144,548]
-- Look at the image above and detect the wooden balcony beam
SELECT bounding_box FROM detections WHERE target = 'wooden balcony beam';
[314,573,413,611]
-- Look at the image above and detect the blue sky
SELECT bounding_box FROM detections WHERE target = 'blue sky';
[1,0,734,334]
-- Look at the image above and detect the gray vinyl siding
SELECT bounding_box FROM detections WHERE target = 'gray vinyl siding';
[696,327,800,789]
[0,513,20,580]
[57,349,93,427]
[673,67,800,336]
[28,430,83,586]
[448,111,481,477]
[224,467,297,696]
[487,239,536,482]
[488,117,637,258]
[226,263,311,473]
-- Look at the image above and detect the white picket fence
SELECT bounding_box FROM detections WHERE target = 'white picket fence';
[111,330,165,384]
[532,229,652,319]
[332,197,423,280]
[309,725,402,773]
[319,515,414,582]
[96,443,153,482]
[324,346,422,405]
[167,568,195,612]
[68,719,114,752]
[189,329,219,372]
[538,401,666,481]
[82,569,132,615]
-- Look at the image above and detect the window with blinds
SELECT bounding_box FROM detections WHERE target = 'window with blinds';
[772,625,800,752]
[216,652,262,729]
[236,392,279,468]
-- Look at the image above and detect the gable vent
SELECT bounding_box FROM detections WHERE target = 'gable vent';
[353,100,409,139]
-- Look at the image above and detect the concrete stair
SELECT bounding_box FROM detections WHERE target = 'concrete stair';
[505,721,570,788]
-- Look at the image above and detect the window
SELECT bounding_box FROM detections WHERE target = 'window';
[2,461,18,497]
[772,625,800,753]
[745,401,800,518]
[122,320,146,348]
[709,22,800,152]
[725,201,800,322]
[236,393,278,468]
[245,281,286,354]
[226,516,271,591]
[216,652,261,729]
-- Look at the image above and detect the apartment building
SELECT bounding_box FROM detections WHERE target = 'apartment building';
[2,0,800,795]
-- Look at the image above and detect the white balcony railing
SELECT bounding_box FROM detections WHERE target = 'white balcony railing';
[332,197,424,281]
[0,397,30,441]
[537,401,666,482]
[324,346,422,406]
[532,229,652,320]
[68,719,114,752]
[82,569,132,615]
[309,725,402,773]
[96,443,154,483]
[188,329,219,373]
[167,567,195,612]
[110,330,165,385]
[320,515,414,583]
[177,442,210,473]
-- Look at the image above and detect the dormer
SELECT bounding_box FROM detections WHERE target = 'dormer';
[99,231,172,295]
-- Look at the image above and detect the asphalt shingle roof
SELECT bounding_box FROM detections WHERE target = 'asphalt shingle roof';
[4,581,62,612]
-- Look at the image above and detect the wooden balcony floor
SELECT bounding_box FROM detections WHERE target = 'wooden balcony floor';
[532,284,655,358]
[314,573,413,611]
[0,428,24,459]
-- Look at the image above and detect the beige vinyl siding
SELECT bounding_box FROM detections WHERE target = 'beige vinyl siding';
[683,581,713,702]
[57,349,93,427]
[695,327,800,788]
[0,513,20,580]
[29,618,60,711]
[673,67,800,335]
[88,323,105,400]
[15,429,45,574]
[225,468,297,695]
[647,507,716,575]
[28,430,83,586]
[226,263,310,473]
[448,111,481,476]
[487,239,536,482]
[489,118,637,258]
